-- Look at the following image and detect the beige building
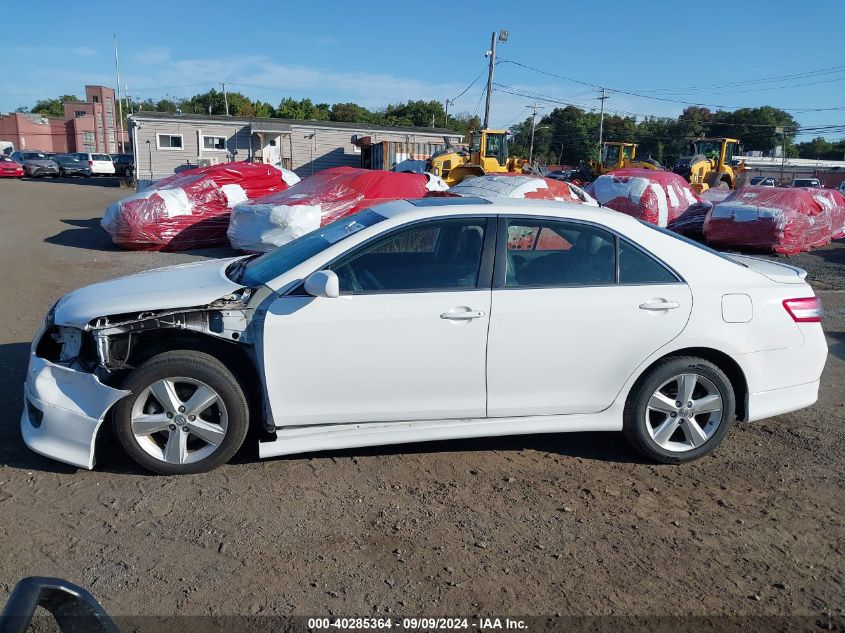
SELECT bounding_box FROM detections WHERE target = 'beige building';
[129,111,461,183]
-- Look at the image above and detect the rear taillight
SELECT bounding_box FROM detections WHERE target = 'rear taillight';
[783,297,822,322]
[88,160,93,166]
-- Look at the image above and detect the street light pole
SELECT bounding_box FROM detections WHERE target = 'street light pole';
[597,87,608,158]
[113,34,124,153]
[527,102,542,164]
[483,30,508,130]
[220,82,229,116]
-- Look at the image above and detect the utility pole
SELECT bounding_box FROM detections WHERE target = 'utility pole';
[483,30,508,130]
[527,102,543,164]
[220,82,229,116]
[777,126,789,182]
[597,88,608,158]
[444,99,451,128]
[113,34,125,153]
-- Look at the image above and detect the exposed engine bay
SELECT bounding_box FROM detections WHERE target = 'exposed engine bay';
[36,287,258,377]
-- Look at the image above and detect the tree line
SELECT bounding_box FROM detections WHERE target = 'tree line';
[20,92,843,163]
[509,105,844,166]
[19,90,481,137]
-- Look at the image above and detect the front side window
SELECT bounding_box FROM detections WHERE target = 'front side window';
[203,136,226,150]
[157,134,183,149]
[332,218,487,293]
[504,219,615,287]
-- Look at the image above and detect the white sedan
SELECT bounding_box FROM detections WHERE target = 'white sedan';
[22,198,827,474]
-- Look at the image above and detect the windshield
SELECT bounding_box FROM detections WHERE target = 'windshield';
[23,152,46,159]
[793,179,819,187]
[602,144,621,167]
[693,141,721,160]
[638,221,746,267]
[58,156,79,164]
[238,209,386,286]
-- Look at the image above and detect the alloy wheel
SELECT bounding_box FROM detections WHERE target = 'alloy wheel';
[645,372,723,452]
[129,376,228,465]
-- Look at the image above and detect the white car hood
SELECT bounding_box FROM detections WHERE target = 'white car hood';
[55,257,248,329]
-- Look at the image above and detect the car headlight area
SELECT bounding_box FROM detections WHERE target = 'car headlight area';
[22,325,129,470]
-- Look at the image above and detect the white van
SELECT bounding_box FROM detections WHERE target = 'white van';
[72,152,116,176]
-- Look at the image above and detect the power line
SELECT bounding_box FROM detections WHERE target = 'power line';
[449,66,488,104]
[496,57,845,112]
[633,65,845,93]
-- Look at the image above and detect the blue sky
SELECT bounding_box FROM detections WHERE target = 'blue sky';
[2,1,843,139]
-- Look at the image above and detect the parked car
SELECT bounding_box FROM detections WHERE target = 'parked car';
[0,155,25,178]
[749,176,777,186]
[22,198,827,475]
[54,155,91,178]
[837,181,845,196]
[110,153,134,177]
[71,152,115,176]
[10,150,59,177]
[545,169,571,181]
[791,178,821,188]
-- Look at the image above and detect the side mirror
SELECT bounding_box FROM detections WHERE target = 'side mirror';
[304,270,339,298]
[1,576,120,633]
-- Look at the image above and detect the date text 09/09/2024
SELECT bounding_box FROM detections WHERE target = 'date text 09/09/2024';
[307,617,528,630]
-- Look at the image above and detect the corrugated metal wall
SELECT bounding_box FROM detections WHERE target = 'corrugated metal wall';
[285,124,458,176]
[133,119,252,182]
[370,141,447,170]
[133,116,461,182]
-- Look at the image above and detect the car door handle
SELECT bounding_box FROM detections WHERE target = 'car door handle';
[440,309,486,320]
[639,300,680,311]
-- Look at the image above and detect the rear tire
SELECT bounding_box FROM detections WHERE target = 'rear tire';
[623,356,735,464]
[113,350,249,475]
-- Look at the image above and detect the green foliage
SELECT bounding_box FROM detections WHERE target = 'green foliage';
[31,95,79,117]
[794,136,845,160]
[331,102,372,123]
[275,98,330,120]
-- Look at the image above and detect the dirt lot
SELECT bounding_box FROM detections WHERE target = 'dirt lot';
[0,178,843,625]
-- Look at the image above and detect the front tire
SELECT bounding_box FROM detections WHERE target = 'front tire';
[113,350,249,475]
[623,356,735,463]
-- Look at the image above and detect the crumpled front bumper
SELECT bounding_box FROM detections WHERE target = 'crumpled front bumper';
[21,353,129,470]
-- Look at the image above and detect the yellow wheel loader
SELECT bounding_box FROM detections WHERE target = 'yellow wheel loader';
[587,142,661,179]
[672,137,745,193]
[426,130,528,186]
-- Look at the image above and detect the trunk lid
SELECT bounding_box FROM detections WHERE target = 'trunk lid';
[727,254,808,284]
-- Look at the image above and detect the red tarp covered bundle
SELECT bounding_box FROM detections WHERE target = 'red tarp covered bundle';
[227,166,448,252]
[443,173,598,204]
[704,186,845,255]
[586,168,702,227]
[102,162,296,250]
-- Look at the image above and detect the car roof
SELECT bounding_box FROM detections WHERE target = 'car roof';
[373,196,637,227]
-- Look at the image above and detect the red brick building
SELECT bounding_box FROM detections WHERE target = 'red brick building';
[0,85,127,154]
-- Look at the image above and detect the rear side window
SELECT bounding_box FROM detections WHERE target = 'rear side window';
[619,239,678,284]
[504,219,615,287]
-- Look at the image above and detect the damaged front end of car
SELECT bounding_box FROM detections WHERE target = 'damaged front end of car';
[23,280,265,470]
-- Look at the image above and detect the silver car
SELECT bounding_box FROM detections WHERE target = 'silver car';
[10,150,59,178]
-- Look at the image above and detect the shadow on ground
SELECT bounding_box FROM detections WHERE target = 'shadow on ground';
[44,218,238,258]
[828,332,845,361]
[23,176,125,188]
[44,218,120,251]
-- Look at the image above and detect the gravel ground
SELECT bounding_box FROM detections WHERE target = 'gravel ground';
[0,178,842,625]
